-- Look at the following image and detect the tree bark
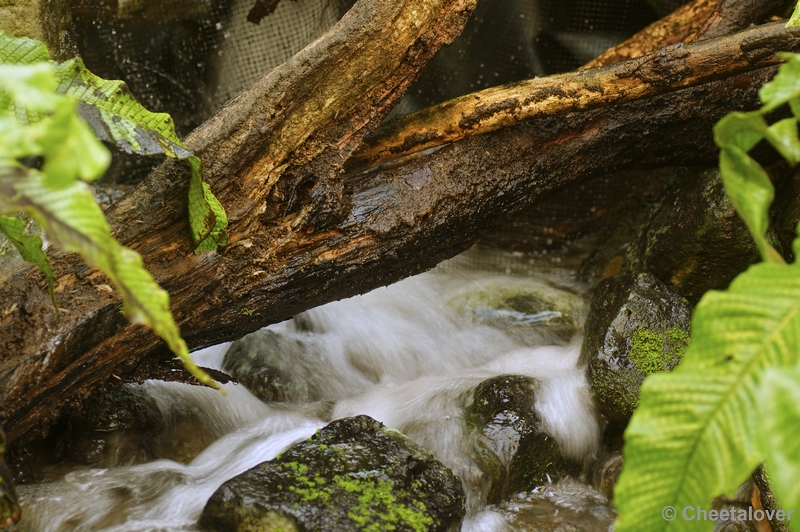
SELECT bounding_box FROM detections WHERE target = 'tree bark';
[348,21,800,171]
[0,12,798,444]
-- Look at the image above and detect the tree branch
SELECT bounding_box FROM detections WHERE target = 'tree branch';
[348,21,800,171]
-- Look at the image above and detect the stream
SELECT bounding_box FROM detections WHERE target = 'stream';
[15,247,614,531]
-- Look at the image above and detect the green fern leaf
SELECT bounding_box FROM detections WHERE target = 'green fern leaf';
[0,213,57,316]
[615,261,800,531]
[761,367,800,513]
[0,168,219,389]
[0,31,227,252]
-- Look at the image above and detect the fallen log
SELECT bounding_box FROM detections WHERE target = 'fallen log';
[0,14,798,444]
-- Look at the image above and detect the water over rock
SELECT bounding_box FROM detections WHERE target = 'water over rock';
[448,278,585,345]
[199,415,465,531]
[582,272,692,425]
[462,375,581,504]
[222,328,367,404]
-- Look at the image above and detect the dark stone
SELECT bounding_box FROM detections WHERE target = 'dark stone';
[462,375,580,504]
[68,385,162,432]
[199,415,465,532]
[626,167,766,305]
[582,273,692,425]
[223,329,341,403]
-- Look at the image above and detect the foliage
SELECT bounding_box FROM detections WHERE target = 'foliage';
[614,53,800,530]
[0,32,220,389]
[0,31,227,251]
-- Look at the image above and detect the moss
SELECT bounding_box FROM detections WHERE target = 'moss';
[336,477,434,532]
[629,327,689,376]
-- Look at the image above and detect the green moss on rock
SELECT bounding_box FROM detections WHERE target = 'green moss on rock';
[199,416,464,532]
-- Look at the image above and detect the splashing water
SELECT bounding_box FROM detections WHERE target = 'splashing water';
[17,249,609,531]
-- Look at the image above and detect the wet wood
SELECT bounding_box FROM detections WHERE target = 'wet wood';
[348,21,800,171]
[583,0,791,69]
[0,12,797,444]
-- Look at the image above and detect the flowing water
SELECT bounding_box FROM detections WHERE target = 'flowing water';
[16,248,614,531]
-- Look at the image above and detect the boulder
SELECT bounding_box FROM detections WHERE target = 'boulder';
[462,375,580,505]
[199,415,465,532]
[582,273,692,425]
[448,279,585,345]
[626,167,766,304]
[223,329,357,404]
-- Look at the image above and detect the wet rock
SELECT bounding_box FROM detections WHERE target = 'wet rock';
[223,329,345,403]
[582,273,692,425]
[199,415,465,532]
[487,478,616,532]
[449,279,585,345]
[626,167,766,305]
[589,451,623,501]
[61,385,163,466]
[0,431,20,528]
[462,375,581,504]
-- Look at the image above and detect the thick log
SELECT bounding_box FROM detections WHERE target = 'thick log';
[0,18,797,443]
[349,21,800,171]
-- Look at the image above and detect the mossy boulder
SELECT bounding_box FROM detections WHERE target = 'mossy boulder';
[582,273,691,425]
[448,279,585,344]
[626,167,766,305]
[199,415,465,532]
[223,329,357,404]
[462,375,580,505]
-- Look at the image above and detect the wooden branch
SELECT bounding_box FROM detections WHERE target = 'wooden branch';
[581,0,721,69]
[348,21,800,171]
[583,0,790,69]
[0,17,797,444]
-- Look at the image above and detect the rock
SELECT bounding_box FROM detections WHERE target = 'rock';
[448,279,585,345]
[582,273,692,425]
[199,415,465,532]
[223,329,351,403]
[625,167,766,305]
[462,375,581,505]
[60,384,163,466]
[589,451,623,502]
[486,478,616,532]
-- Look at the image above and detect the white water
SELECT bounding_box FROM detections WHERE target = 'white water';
[17,249,609,531]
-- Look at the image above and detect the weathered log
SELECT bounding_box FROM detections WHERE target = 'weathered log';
[582,0,791,69]
[349,21,800,171]
[0,17,797,444]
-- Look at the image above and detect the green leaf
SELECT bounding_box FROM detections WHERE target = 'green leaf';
[615,261,800,531]
[54,58,192,159]
[0,166,219,389]
[759,53,800,111]
[0,30,50,65]
[188,157,228,251]
[0,213,57,316]
[789,3,800,28]
[761,367,800,513]
[718,147,783,263]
